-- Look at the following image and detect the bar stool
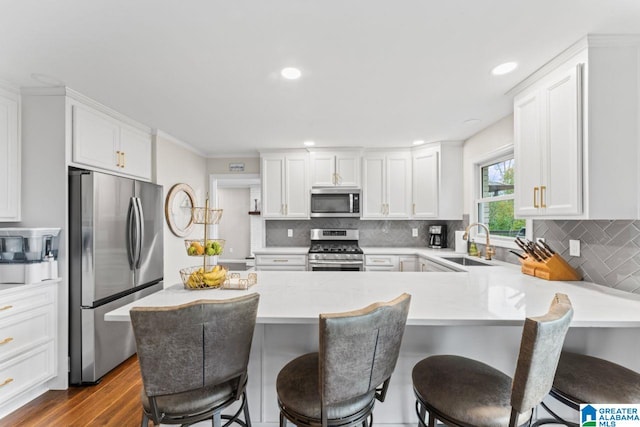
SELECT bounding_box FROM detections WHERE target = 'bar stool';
[413,293,573,427]
[276,293,411,427]
[130,294,260,427]
[533,351,640,426]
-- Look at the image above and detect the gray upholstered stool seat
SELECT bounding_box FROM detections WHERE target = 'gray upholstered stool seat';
[413,293,574,427]
[533,351,640,426]
[140,378,236,416]
[277,353,376,420]
[276,293,411,427]
[412,355,532,427]
[553,351,640,404]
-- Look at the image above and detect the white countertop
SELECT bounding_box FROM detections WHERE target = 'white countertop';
[252,246,459,256]
[105,263,640,327]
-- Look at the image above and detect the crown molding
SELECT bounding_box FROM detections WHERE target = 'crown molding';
[153,130,209,157]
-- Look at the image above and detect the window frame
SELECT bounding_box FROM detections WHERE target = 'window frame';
[471,145,532,250]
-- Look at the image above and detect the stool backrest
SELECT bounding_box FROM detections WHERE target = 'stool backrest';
[319,293,411,405]
[131,293,260,397]
[510,293,573,413]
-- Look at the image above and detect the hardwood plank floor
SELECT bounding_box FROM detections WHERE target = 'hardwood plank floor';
[0,355,148,427]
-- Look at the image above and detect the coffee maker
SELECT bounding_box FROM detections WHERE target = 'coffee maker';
[428,225,447,249]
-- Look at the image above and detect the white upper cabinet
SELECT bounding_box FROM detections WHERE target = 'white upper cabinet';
[71,101,151,180]
[310,150,360,187]
[0,86,20,222]
[514,61,582,217]
[411,142,463,220]
[362,151,411,219]
[261,151,309,219]
[511,35,640,219]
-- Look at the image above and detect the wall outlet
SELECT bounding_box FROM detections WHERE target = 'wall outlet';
[287,229,293,238]
[569,240,581,257]
[412,228,419,237]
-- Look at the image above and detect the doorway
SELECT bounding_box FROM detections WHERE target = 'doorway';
[209,174,262,264]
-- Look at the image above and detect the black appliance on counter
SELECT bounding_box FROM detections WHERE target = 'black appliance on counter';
[69,169,164,385]
[308,229,363,271]
[428,225,447,249]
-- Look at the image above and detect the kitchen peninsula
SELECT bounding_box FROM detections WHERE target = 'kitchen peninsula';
[106,261,640,425]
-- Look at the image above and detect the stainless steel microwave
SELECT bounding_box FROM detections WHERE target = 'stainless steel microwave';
[310,188,361,217]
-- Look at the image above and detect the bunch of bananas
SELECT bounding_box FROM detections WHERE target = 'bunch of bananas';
[185,265,227,289]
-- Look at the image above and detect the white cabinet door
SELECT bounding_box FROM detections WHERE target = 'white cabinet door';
[262,156,285,218]
[262,152,309,219]
[362,155,386,218]
[0,89,20,221]
[514,64,582,217]
[514,91,542,216]
[412,148,438,218]
[309,152,335,187]
[310,151,360,187]
[284,155,309,218]
[399,256,418,272]
[72,105,120,173]
[71,103,152,180]
[119,126,152,180]
[386,153,411,218]
[335,152,360,187]
[542,65,582,216]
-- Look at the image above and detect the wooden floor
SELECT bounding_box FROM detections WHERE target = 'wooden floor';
[0,355,147,427]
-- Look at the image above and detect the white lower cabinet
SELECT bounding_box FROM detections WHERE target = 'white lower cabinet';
[255,254,308,271]
[364,255,399,272]
[0,282,58,418]
[419,257,455,272]
[399,256,418,272]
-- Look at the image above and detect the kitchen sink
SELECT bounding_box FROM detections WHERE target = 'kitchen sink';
[440,257,492,267]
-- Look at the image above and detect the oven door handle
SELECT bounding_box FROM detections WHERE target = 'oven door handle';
[308,260,364,265]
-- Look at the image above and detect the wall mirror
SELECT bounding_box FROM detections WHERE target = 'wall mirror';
[165,183,196,237]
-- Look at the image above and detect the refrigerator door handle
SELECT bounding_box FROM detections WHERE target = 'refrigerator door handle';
[134,197,144,269]
[126,197,136,269]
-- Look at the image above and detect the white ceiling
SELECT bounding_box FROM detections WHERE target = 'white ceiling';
[2,1,640,157]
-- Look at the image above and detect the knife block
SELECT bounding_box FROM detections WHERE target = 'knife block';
[519,253,582,281]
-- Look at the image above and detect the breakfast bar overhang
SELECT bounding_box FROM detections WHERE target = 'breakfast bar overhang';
[106,269,640,426]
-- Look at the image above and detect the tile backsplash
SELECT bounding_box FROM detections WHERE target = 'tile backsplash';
[266,218,464,248]
[532,220,640,294]
[266,218,640,294]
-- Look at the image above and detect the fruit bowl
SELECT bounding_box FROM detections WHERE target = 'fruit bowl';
[180,265,228,289]
[184,239,225,256]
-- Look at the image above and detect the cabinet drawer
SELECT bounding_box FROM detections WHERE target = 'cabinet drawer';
[0,305,55,362]
[0,341,55,404]
[0,285,55,321]
[365,255,398,267]
[255,255,307,266]
[256,266,308,272]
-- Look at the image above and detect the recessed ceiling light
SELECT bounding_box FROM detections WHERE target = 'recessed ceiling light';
[303,140,315,147]
[463,119,481,126]
[412,140,425,146]
[281,67,302,80]
[491,62,518,76]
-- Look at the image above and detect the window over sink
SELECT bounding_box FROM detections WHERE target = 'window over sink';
[472,146,531,249]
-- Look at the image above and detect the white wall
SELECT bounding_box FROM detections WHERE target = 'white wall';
[207,157,260,174]
[217,188,251,260]
[153,132,208,287]
[462,114,514,214]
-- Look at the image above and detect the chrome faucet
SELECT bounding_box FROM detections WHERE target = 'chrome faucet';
[463,223,495,260]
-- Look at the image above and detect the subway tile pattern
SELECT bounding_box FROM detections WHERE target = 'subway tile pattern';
[533,220,640,294]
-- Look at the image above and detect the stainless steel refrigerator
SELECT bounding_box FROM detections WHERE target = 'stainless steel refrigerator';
[69,169,164,384]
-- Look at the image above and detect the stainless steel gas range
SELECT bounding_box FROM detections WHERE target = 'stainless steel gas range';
[307,229,364,271]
